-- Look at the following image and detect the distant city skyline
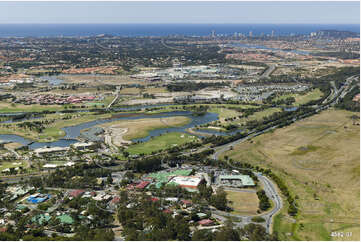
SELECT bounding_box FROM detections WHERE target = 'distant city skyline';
[0,1,359,24]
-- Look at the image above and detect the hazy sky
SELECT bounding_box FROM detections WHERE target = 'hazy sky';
[0,1,359,24]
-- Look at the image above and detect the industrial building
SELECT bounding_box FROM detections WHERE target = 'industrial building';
[218,174,255,187]
[71,142,97,150]
[167,176,203,189]
[34,146,69,156]
[145,169,193,188]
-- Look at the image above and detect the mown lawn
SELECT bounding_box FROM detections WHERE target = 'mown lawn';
[126,132,198,155]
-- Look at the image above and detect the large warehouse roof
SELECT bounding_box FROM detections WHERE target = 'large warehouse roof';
[219,174,255,186]
[168,176,202,189]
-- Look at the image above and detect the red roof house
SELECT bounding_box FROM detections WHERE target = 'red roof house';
[111,196,121,204]
[181,199,192,207]
[150,197,159,202]
[69,189,85,198]
[163,209,172,214]
[135,181,150,190]
[126,184,135,190]
[198,219,214,226]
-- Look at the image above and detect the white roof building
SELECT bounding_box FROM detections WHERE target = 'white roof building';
[71,142,95,149]
[34,146,69,155]
[168,176,203,189]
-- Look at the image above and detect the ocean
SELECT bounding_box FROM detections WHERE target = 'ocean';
[0,24,359,37]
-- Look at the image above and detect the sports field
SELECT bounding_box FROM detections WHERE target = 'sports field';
[99,116,191,140]
[222,109,360,241]
[127,132,198,155]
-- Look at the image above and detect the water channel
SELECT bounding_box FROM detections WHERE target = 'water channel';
[0,110,239,149]
[228,43,310,55]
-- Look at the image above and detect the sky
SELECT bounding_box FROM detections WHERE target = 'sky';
[0,1,359,24]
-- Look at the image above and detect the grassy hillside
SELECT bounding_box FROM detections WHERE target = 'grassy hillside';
[222,109,360,241]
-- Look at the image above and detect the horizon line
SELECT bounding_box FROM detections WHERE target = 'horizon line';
[0,23,359,25]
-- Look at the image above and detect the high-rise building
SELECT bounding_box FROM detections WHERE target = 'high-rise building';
[249,31,253,37]
[211,30,216,38]
[271,30,275,37]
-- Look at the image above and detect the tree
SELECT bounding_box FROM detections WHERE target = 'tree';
[257,190,271,211]
[107,174,113,185]
[192,229,214,241]
[214,220,240,241]
[210,188,228,211]
[239,223,277,241]
[197,180,213,200]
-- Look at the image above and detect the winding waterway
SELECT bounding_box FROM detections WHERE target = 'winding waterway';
[227,43,310,55]
[0,111,232,149]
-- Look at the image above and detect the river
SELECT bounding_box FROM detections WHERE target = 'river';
[0,111,225,149]
[227,43,310,55]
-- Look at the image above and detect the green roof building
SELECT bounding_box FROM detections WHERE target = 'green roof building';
[31,214,51,225]
[219,174,255,186]
[147,169,193,186]
[16,204,28,211]
[57,214,74,225]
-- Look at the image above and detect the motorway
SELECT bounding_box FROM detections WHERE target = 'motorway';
[260,64,277,79]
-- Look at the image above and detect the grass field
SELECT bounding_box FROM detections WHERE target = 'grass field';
[222,109,360,241]
[225,190,259,215]
[208,107,240,121]
[118,88,141,95]
[0,161,26,171]
[146,87,169,94]
[99,116,191,140]
[231,107,282,126]
[274,88,323,106]
[0,102,65,113]
[146,104,258,115]
[126,132,198,155]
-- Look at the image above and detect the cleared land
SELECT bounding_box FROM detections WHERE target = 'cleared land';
[225,190,259,215]
[222,109,360,241]
[126,132,198,155]
[99,116,191,141]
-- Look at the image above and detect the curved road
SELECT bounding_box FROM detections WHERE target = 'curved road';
[211,158,282,233]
